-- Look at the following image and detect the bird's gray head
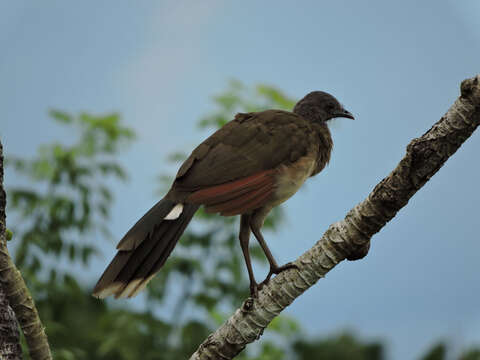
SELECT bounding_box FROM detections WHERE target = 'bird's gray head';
[293,91,354,123]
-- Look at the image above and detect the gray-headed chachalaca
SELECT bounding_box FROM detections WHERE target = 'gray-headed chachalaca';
[93,91,354,299]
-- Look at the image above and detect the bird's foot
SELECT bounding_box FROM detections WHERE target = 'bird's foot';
[249,281,259,298]
[259,262,299,289]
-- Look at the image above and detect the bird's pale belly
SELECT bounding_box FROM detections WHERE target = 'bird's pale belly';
[270,155,316,207]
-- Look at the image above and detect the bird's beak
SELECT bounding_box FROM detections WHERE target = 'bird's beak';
[333,109,355,120]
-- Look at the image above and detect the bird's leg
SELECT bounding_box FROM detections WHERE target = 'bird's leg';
[250,210,298,288]
[239,214,259,297]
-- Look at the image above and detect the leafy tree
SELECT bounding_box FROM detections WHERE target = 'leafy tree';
[420,343,447,360]
[459,349,480,360]
[419,342,480,360]
[6,82,479,359]
[6,111,139,358]
[293,332,384,360]
[6,81,300,359]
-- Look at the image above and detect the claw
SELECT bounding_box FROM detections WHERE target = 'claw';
[273,262,299,274]
[259,262,299,288]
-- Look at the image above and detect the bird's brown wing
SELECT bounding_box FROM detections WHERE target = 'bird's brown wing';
[172,110,314,215]
[188,169,276,215]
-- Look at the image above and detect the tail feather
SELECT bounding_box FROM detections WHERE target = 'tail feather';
[116,198,178,251]
[93,198,198,299]
[115,219,182,298]
[122,210,194,298]
[114,225,170,285]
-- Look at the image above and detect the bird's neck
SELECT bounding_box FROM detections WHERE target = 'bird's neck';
[311,122,333,176]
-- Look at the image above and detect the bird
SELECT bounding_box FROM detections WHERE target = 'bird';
[93,91,354,299]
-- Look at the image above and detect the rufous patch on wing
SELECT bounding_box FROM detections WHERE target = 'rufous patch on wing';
[205,183,274,216]
[187,170,275,215]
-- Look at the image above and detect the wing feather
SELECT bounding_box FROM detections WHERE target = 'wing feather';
[174,110,311,192]
[188,170,275,215]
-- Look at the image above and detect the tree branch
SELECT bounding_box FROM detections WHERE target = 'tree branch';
[0,141,52,360]
[190,75,480,359]
[0,143,22,360]
[0,287,22,360]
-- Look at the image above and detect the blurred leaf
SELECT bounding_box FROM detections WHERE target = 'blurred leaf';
[49,109,72,123]
[293,332,384,360]
[198,80,296,130]
[267,315,300,335]
[167,151,187,162]
[256,85,296,109]
[207,309,225,326]
[421,342,447,360]
[460,348,480,360]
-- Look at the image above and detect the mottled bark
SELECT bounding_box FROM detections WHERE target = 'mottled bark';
[0,143,22,358]
[0,291,22,360]
[190,75,480,359]
[0,141,52,360]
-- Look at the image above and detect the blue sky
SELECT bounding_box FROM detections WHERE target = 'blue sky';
[1,1,479,359]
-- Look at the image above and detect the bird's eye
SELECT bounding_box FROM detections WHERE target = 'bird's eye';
[326,104,334,113]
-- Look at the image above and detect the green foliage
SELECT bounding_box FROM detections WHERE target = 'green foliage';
[145,81,300,357]
[293,332,384,360]
[151,82,298,313]
[238,341,286,360]
[7,82,478,359]
[421,343,447,360]
[199,80,296,129]
[419,342,480,360]
[7,112,134,278]
[6,83,301,359]
[7,111,136,358]
[460,349,480,360]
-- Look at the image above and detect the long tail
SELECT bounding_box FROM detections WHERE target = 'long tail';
[93,198,198,299]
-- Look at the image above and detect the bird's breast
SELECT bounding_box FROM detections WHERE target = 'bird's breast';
[270,154,317,207]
